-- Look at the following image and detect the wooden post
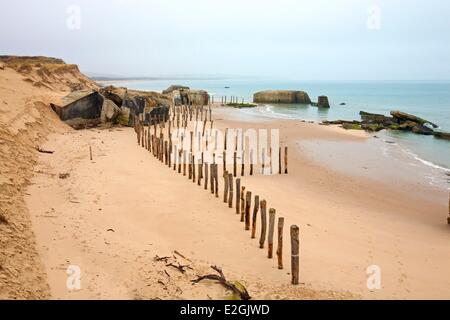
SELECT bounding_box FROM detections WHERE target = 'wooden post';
[183,150,187,176]
[223,150,226,176]
[89,146,93,161]
[241,150,244,176]
[277,217,284,269]
[210,163,215,194]
[250,149,253,175]
[223,171,229,203]
[228,173,233,208]
[168,137,172,168]
[204,162,209,190]
[448,193,450,224]
[290,225,299,285]
[245,191,252,230]
[268,208,276,258]
[284,146,288,174]
[235,178,240,215]
[214,164,219,198]
[269,147,272,174]
[251,195,260,239]
[233,151,237,177]
[192,155,196,183]
[278,147,282,174]
[173,145,177,171]
[188,152,192,179]
[144,129,147,150]
[261,148,265,175]
[198,161,202,186]
[240,186,246,222]
[224,128,228,150]
[164,141,168,165]
[259,200,267,248]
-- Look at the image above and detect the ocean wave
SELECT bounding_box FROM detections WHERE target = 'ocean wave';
[400,147,450,173]
[239,104,308,121]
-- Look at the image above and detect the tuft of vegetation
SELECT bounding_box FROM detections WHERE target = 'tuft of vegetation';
[342,123,362,130]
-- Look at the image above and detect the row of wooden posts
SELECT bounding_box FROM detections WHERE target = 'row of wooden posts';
[133,104,300,285]
[221,96,245,105]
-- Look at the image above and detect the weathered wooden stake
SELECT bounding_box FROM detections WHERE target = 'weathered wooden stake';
[268,208,276,258]
[241,151,245,176]
[290,225,299,285]
[284,146,288,174]
[214,164,219,198]
[198,162,202,186]
[277,217,284,269]
[250,149,253,175]
[188,152,192,179]
[228,173,233,208]
[261,148,265,175]
[223,150,227,175]
[192,155,196,183]
[235,178,241,215]
[240,186,246,222]
[233,151,237,177]
[278,147,282,174]
[259,200,267,248]
[89,146,93,161]
[251,195,260,239]
[204,162,209,190]
[223,171,229,203]
[210,163,214,194]
[183,151,187,176]
[245,191,252,230]
[173,145,177,170]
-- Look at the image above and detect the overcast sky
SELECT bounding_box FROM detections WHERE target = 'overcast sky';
[0,0,449,80]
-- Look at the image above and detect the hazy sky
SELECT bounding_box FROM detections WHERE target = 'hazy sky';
[1,0,449,80]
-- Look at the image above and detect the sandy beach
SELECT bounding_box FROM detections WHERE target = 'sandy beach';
[1,58,449,300]
[23,105,450,300]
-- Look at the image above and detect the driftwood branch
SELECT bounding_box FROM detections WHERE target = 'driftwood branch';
[154,255,171,263]
[35,146,54,154]
[166,262,193,274]
[191,265,251,300]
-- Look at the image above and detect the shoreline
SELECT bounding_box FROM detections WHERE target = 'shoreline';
[214,105,450,194]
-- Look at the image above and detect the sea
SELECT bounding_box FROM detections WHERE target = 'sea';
[99,78,450,191]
